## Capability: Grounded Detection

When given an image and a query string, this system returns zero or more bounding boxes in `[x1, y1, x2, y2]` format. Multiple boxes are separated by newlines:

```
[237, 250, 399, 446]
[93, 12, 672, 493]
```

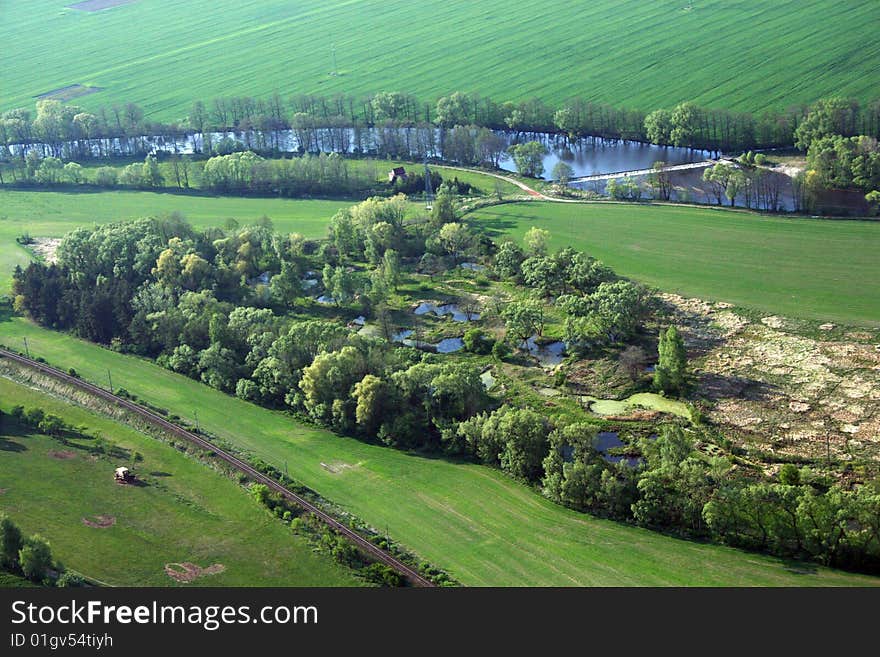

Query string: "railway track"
[0, 347, 435, 588]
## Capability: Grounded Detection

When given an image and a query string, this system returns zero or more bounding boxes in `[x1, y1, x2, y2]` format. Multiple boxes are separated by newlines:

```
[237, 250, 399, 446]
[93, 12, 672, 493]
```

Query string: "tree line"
[5, 93, 880, 162]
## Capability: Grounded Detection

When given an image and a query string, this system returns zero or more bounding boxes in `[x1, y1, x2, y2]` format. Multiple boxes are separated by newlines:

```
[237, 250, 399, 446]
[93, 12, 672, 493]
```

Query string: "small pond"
[414, 302, 480, 322]
[435, 337, 465, 353]
[459, 262, 487, 272]
[523, 336, 566, 366]
[315, 295, 335, 304]
[592, 431, 642, 469]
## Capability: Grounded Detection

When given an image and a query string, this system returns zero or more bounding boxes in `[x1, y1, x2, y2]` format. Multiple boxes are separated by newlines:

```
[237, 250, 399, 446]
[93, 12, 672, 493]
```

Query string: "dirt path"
[436, 165, 578, 202]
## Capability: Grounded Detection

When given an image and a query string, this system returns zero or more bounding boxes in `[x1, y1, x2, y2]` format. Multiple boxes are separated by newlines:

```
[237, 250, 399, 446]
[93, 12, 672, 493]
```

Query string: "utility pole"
[331, 43, 337, 76]
[194, 410, 199, 433]
[23, 337, 29, 359]
[107, 369, 113, 393]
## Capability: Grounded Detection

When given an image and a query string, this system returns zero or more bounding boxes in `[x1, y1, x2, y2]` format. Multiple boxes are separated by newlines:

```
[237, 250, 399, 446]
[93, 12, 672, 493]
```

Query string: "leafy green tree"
[19, 534, 53, 582]
[644, 109, 673, 145]
[0, 514, 23, 569]
[561, 281, 650, 345]
[654, 325, 687, 395]
[501, 299, 545, 346]
[508, 141, 549, 178]
[463, 328, 493, 354]
[523, 226, 550, 256]
[552, 161, 574, 186]
[521, 255, 565, 298]
[478, 407, 550, 482]
[795, 97, 860, 151]
[353, 374, 390, 436]
[493, 241, 525, 279]
[670, 102, 702, 148]
[382, 249, 401, 291]
[438, 222, 473, 263]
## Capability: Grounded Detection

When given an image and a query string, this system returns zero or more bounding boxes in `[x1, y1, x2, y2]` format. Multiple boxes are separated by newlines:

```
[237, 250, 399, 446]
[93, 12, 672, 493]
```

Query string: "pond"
[391, 329, 464, 353]
[523, 336, 566, 366]
[8, 127, 713, 182]
[592, 431, 642, 469]
[435, 337, 465, 353]
[413, 302, 480, 322]
[499, 134, 712, 180]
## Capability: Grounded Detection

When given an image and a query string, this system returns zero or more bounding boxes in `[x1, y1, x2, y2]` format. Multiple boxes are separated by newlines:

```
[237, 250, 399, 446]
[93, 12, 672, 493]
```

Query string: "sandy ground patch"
[164, 562, 226, 583]
[82, 514, 116, 529]
[29, 238, 61, 264]
[320, 461, 359, 474]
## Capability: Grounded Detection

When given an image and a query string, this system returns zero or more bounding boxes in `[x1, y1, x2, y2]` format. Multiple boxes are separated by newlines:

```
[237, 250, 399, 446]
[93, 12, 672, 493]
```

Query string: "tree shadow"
[0, 438, 26, 453]
[149, 471, 173, 477]
[779, 558, 818, 576]
[697, 372, 779, 403]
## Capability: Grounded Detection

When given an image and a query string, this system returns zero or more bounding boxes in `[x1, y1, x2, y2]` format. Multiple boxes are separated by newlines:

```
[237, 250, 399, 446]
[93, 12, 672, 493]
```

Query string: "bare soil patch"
[48, 450, 77, 460]
[68, 0, 136, 12]
[164, 562, 226, 583]
[82, 514, 116, 529]
[0, 488, 7, 495]
[35, 84, 102, 102]
[660, 293, 880, 466]
[29, 238, 61, 265]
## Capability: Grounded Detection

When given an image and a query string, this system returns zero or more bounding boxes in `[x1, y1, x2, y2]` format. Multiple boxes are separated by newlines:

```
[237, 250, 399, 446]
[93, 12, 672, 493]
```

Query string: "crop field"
[469, 202, 880, 326]
[0, 377, 359, 586]
[1, 317, 876, 586]
[3, 1, 879, 121]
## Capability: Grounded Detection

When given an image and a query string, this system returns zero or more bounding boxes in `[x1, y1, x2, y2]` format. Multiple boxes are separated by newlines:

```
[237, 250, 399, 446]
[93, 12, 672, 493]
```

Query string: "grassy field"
[469, 202, 880, 326]
[2, 1, 878, 120]
[0, 190, 348, 293]
[1, 316, 876, 586]
[0, 377, 360, 586]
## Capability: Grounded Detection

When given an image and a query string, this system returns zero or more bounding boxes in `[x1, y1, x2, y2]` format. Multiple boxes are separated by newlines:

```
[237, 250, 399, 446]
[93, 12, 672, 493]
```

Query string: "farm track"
[0, 347, 435, 588]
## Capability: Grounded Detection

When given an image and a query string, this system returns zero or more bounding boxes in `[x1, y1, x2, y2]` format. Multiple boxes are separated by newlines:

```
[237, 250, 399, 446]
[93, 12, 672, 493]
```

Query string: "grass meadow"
[2, 1, 878, 120]
[0, 316, 876, 586]
[0, 377, 360, 586]
[468, 202, 880, 326]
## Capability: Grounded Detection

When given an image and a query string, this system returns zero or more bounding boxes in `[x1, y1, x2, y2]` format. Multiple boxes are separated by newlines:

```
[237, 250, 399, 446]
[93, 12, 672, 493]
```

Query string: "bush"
[463, 328, 493, 354]
[362, 563, 404, 587]
[55, 571, 86, 587]
[492, 341, 509, 361]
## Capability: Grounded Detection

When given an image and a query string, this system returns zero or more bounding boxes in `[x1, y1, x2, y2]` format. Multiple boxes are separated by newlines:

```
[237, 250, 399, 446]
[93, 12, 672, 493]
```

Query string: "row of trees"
[7, 94, 880, 160]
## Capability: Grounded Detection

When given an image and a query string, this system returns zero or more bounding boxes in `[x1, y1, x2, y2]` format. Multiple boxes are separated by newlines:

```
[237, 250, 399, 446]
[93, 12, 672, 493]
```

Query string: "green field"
[0, 190, 348, 292]
[469, 202, 880, 326]
[0, 377, 359, 586]
[1, 316, 876, 586]
[2, 1, 878, 120]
